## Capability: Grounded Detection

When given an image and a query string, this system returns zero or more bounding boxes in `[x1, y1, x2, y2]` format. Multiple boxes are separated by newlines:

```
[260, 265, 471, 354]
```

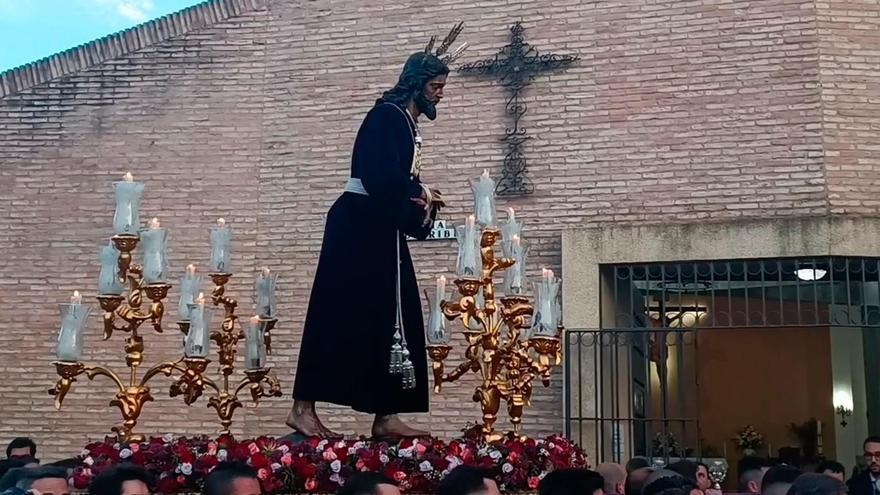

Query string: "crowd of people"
[0, 435, 876, 495]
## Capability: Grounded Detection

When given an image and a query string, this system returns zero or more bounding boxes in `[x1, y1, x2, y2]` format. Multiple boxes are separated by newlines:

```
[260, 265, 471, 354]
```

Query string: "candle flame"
[250, 315, 261, 325]
[466, 214, 475, 226]
[439, 275, 447, 283]
[217, 217, 226, 227]
[481, 169, 490, 178]
[261, 266, 271, 277]
[186, 264, 196, 276]
[148, 217, 160, 229]
[123, 172, 133, 182]
[196, 292, 205, 305]
[71, 290, 82, 304]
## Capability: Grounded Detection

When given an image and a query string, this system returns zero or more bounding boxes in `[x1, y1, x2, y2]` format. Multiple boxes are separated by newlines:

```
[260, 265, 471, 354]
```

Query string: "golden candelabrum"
[50, 226, 282, 442]
[427, 227, 562, 442]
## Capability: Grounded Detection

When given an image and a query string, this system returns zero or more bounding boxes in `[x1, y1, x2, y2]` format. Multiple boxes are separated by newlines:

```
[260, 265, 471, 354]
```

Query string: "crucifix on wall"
[459, 22, 578, 196]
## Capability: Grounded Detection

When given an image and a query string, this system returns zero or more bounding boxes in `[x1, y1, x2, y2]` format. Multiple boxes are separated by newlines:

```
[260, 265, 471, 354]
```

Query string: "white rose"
[400, 448, 413, 459]
[278, 445, 290, 454]
[119, 448, 132, 459]
[354, 441, 366, 449]
[331, 460, 342, 473]
[446, 455, 463, 468]
[335, 441, 346, 449]
[271, 463, 282, 471]
[348, 448, 357, 455]
[502, 463, 513, 473]
[379, 454, 390, 464]
[317, 440, 329, 451]
[330, 474, 344, 485]
[83, 457, 94, 466]
[489, 450, 502, 460]
[163, 433, 174, 443]
[180, 463, 193, 476]
[80, 449, 90, 457]
[217, 449, 228, 461]
[478, 447, 489, 457]
[548, 442, 556, 449]
[420, 461, 433, 472]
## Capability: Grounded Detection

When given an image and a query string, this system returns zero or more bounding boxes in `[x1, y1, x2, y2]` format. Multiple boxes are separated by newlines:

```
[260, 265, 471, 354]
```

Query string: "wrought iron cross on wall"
[459, 22, 578, 195]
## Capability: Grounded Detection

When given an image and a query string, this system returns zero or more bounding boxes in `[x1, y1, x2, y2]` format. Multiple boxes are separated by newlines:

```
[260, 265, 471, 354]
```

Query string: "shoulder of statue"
[368, 102, 409, 128]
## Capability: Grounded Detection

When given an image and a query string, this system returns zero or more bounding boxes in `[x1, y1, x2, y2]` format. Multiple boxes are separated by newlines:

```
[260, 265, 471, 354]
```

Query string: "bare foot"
[286, 400, 341, 438]
[371, 414, 430, 439]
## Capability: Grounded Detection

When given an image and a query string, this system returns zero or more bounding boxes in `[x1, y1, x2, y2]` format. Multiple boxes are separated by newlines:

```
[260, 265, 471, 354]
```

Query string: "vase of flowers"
[735, 425, 764, 455]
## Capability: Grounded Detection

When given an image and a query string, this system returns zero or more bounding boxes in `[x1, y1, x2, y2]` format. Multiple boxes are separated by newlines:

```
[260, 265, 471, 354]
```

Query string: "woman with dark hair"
[287, 25, 465, 439]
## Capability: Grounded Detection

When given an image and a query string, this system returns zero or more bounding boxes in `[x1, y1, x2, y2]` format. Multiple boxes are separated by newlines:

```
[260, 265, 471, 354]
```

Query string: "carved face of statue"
[415, 74, 448, 121]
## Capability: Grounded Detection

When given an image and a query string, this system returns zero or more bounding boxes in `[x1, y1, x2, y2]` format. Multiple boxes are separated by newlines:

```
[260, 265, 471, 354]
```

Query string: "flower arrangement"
[651, 432, 680, 457]
[71, 430, 588, 494]
[735, 425, 764, 452]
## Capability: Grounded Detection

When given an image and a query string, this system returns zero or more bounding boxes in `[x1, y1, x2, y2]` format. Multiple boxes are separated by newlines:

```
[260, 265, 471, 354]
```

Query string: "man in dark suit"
[848, 436, 880, 495]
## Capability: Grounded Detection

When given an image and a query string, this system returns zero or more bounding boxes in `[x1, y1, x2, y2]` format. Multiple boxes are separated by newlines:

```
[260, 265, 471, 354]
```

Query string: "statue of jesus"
[286, 26, 466, 439]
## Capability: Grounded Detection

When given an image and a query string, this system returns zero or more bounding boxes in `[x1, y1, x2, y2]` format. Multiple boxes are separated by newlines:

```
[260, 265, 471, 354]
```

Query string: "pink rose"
[393, 471, 407, 482]
[415, 443, 427, 455]
[257, 468, 269, 480]
[280, 453, 293, 467]
[322, 449, 337, 461]
[207, 442, 218, 456]
[248, 443, 260, 455]
[129, 443, 140, 453]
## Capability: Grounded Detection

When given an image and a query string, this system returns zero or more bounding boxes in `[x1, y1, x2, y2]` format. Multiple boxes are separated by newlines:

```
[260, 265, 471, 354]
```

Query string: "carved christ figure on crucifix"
[459, 22, 578, 196]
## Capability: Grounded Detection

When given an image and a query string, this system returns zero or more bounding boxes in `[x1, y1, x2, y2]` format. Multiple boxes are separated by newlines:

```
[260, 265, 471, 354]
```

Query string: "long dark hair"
[377, 52, 449, 107]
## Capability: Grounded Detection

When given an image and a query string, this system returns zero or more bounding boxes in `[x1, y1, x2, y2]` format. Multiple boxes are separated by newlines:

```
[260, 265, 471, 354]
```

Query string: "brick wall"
[816, 0, 880, 214]
[0, 0, 866, 460]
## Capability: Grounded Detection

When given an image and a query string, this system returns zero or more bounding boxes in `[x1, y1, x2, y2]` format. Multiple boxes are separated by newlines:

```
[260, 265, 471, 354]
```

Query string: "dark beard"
[415, 93, 437, 121]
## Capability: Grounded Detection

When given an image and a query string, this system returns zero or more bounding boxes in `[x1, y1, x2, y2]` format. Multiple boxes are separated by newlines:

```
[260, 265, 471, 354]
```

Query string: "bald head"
[625, 467, 654, 495]
[596, 463, 626, 495]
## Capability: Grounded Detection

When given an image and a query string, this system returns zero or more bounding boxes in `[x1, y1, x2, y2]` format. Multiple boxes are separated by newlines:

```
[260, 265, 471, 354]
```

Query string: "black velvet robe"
[292, 102, 435, 415]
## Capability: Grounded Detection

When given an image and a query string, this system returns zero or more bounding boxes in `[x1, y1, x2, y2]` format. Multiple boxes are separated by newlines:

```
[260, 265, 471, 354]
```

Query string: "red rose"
[448, 442, 462, 457]
[393, 472, 407, 482]
[528, 476, 540, 490]
[72, 472, 91, 490]
[304, 478, 318, 491]
[250, 453, 270, 469]
[156, 477, 178, 494]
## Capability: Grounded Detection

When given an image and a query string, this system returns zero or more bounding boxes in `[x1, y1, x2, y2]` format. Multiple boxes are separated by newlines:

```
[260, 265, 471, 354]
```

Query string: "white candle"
[507, 207, 515, 222]
[505, 235, 526, 294]
[471, 170, 497, 227]
[140, 217, 167, 284]
[56, 291, 90, 361]
[98, 243, 124, 295]
[456, 215, 480, 277]
[209, 218, 232, 273]
[178, 264, 202, 321]
[184, 293, 210, 358]
[245, 315, 266, 370]
[112, 173, 144, 235]
[436, 275, 447, 296]
[254, 268, 277, 318]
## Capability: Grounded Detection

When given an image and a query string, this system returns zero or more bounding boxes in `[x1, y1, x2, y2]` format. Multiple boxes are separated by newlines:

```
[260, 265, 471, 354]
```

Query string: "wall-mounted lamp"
[834, 389, 854, 427]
